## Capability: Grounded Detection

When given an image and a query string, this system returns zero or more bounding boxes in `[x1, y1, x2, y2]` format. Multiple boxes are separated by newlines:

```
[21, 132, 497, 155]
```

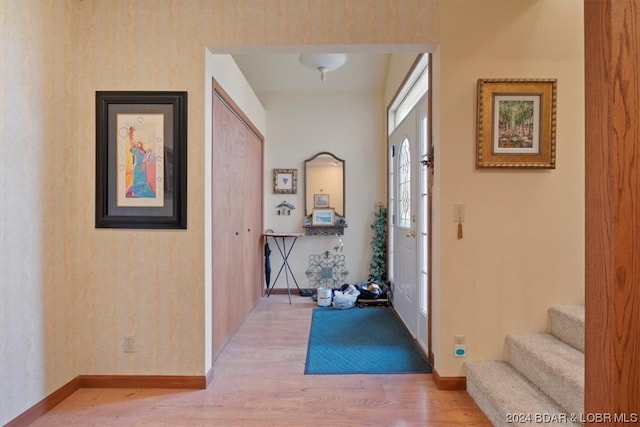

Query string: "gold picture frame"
[476, 79, 557, 169]
[273, 168, 297, 194]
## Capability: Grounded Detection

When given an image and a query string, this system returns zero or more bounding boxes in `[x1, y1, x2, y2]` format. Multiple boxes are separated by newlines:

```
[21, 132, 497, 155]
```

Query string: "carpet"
[304, 306, 432, 375]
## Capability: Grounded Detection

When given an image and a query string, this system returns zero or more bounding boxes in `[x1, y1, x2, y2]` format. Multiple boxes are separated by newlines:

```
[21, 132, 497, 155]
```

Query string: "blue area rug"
[304, 306, 432, 375]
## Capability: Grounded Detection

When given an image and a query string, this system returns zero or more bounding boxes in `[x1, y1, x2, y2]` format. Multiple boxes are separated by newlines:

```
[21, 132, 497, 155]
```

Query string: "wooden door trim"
[386, 53, 434, 378]
[212, 79, 264, 142]
[584, 0, 640, 416]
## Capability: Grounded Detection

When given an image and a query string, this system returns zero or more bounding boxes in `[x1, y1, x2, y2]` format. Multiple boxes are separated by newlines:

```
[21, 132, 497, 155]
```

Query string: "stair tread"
[548, 305, 584, 321]
[465, 360, 580, 426]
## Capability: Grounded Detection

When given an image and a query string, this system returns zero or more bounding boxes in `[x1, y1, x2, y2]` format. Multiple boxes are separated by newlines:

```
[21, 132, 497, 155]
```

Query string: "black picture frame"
[96, 91, 187, 229]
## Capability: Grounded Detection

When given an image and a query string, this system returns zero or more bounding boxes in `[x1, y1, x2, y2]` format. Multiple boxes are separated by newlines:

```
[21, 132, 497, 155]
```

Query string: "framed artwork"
[476, 79, 557, 169]
[273, 169, 297, 194]
[95, 91, 187, 229]
[312, 208, 335, 226]
[314, 193, 329, 208]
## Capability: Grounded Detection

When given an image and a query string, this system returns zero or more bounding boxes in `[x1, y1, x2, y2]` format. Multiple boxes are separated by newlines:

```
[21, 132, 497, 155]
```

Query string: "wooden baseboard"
[267, 288, 304, 296]
[78, 374, 207, 389]
[432, 368, 466, 390]
[4, 376, 81, 427]
[5, 374, 207, 427]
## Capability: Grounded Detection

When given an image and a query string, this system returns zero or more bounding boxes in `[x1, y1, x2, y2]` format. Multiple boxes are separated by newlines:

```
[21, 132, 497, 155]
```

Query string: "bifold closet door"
[211, 83, 263, 360]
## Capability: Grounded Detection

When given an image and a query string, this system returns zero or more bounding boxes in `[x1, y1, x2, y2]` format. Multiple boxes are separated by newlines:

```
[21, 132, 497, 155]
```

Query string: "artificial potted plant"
[369, 202, 387, 283]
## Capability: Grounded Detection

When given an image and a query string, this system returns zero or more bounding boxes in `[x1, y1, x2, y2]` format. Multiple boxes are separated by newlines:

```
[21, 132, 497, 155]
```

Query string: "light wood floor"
[30, 294, 491, 426]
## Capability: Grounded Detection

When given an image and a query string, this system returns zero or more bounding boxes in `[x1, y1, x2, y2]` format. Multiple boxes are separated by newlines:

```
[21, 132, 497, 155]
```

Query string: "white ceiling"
[231, 53, 392, 100]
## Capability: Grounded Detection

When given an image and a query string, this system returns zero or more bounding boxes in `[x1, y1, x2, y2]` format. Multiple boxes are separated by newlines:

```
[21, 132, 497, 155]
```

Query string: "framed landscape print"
[312, 208, 335, 226]
[314, 193, 329, 208]
[95, 91, 187, 228]
[476, 79, 557, 169]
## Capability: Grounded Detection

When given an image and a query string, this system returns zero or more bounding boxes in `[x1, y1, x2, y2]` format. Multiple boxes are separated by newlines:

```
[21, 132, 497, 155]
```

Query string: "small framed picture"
[314, 193, 329, 208]
[312, 208, 335, 226]
[273, 169, 297, 194]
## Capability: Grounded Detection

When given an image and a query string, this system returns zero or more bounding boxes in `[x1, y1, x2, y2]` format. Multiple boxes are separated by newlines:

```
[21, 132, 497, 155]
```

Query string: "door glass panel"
[419, 115, 428, 314]
[388, 144, 395, 282]
[398, 138, 411, 229]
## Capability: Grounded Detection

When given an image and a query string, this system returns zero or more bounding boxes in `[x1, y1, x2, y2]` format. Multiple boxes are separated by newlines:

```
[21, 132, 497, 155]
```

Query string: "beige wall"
[0, 0, 436, 423]
[432, 0, 585, 374]
[262, 91, 387, 284]
[0, 0, 584, 423]
[306, 166, 345, 217]
[1, 0, 80, 419]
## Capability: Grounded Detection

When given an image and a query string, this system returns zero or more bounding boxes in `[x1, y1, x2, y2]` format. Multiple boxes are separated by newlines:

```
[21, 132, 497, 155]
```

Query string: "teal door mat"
[304, 306, 432, 375]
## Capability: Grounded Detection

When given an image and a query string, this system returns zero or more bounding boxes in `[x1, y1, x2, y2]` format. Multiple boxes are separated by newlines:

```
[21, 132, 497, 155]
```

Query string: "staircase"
[464, 305, 585, 426]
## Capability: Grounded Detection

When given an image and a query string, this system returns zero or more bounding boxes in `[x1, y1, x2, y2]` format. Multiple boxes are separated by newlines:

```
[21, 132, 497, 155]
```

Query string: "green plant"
[369, 202, 387, 282]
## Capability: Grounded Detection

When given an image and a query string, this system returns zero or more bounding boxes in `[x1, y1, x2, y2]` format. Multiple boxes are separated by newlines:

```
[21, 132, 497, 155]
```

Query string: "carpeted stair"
[464, 305, 585, 426]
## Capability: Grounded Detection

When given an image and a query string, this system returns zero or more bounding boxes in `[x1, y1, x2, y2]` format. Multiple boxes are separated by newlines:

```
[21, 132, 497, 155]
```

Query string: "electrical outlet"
[123, 335, 136, 353]
[454, 335, 466, 345]
[454, 204, 465, 222]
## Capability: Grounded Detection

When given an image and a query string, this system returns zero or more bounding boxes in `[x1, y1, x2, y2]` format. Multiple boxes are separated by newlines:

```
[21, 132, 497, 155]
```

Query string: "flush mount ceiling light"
[298, 53, 348, 82]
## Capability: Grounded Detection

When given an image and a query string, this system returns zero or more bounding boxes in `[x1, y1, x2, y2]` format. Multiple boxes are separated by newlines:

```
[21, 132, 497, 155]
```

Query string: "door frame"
[386, 54, 433, 364]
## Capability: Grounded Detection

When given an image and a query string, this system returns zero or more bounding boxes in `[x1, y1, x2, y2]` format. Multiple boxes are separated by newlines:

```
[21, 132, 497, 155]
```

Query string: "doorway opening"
[205, 47, 432, 370]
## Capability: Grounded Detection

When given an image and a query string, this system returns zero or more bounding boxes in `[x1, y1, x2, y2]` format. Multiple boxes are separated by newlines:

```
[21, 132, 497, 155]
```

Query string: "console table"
[263, 232, 304, 303]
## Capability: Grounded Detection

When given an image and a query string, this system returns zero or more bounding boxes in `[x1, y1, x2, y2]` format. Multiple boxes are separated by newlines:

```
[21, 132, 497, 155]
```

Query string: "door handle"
[405, 230, 416, 238]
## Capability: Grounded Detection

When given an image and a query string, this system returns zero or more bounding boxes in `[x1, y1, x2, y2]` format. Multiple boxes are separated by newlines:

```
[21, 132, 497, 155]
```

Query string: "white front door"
[390, 109, 419, 337]
[389, 93, 430, 351]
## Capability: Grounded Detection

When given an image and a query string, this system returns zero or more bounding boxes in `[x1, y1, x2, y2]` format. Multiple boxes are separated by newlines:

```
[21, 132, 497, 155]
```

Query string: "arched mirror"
[304, 152, 345, 233]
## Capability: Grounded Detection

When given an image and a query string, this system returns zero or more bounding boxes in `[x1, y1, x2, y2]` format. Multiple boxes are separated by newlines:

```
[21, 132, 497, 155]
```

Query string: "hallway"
[29, 295, 490, 426]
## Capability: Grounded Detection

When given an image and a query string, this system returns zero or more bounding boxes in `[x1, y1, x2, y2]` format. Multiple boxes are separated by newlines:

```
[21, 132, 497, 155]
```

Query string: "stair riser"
[465, 361, 581, 427]
[466, 378, 508, 427]
[464, 306, 585, 426]
[549, 306, 585, 352]
[506, 336, 584, 416]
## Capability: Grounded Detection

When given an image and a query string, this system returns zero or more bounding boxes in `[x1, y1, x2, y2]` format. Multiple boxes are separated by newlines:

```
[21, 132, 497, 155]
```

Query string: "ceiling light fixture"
[298, 53, 348, 82]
